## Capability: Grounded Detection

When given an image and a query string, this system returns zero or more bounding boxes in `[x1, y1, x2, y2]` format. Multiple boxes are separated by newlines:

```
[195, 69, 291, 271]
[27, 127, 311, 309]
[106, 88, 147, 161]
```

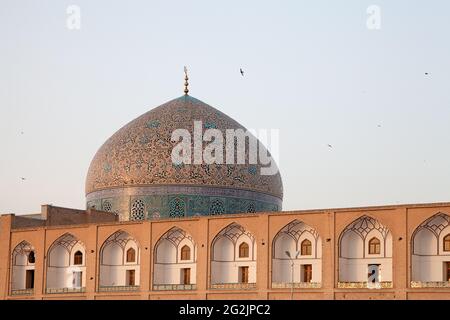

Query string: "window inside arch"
[74, 250, 83, 265]
[301, 239, 312, 256]
[369, 237, 381, 254]
[28, 251, 35, 264]
[126, 247, 136, 263]
[180, 245, 191, 261]
[444, 234, 450, 252]
[239, 242, 249, 258]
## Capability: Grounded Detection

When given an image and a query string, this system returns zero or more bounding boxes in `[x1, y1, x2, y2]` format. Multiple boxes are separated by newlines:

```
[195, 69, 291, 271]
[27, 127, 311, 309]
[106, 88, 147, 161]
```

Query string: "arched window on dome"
[130, 199, 145, 220]
[301, 239, 312, 256]
[169, 198, 186, 218]
[180, 245, 190, 261]
[210, 199, 225, 215]
[368, 237, 381, 254]
[102, 200, 112, 212]
[239, 242, 249, 258]
[444, 234, 450, 252]
[74, 251, 83, 265]
[126, 248, 136, 263]
[246, 203, 256, 213]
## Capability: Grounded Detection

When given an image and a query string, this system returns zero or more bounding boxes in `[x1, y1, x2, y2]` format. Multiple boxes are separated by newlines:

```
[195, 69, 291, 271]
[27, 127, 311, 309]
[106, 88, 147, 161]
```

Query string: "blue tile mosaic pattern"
[87, 194, 279, 220]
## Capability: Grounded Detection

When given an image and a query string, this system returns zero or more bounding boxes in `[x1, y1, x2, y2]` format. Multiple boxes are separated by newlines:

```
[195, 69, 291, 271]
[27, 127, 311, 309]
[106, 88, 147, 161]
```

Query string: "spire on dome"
[183, 66, 189, 95]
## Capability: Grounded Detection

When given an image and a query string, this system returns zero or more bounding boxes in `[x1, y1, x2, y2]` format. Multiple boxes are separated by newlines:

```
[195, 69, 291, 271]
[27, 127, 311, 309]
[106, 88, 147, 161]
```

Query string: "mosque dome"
[85, 94, 283, 220]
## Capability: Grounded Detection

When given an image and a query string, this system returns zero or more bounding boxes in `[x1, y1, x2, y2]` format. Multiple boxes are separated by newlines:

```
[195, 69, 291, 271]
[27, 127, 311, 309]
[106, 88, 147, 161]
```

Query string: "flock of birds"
[16, 69, 431, 181]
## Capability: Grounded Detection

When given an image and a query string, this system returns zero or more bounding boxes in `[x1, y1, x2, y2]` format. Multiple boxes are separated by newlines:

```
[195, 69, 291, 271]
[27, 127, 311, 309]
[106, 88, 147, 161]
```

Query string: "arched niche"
[338, 216, 392, 285]
[46, 234, 86, 292]
[11, 241, 36, 292]
[153, 227, 197, 288]
[271, 220, 322, 286]
[210, 223, 256, 286]
[412, 213, 450, 283]
[99, 230, 140, 289]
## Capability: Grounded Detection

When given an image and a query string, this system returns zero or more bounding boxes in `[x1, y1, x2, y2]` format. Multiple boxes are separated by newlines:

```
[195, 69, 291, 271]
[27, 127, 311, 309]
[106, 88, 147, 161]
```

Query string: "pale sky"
[1, 0, 450, 214]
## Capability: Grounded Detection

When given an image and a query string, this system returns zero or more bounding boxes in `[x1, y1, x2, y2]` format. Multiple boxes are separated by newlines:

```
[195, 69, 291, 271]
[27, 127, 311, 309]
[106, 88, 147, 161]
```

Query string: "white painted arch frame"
[46, 233, 86, 290]
[272, 220, 322, 284]
[338, 215, 393, 283]
[153, 227, 197, 285]
[412, 212, 450, 282]
[11, 241, 36, 291]
[99, 230, 140, 287]
[210, 223, 257, 285]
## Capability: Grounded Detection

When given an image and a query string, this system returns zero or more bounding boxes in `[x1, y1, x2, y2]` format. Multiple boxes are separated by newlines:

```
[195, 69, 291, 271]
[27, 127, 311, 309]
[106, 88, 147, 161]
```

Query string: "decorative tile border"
[87, 185, 281, 221]
[210, 283, 257, 290]
[271, 282, 322, 289]
[45, 287, 86, 294]
[411, 281, 450, 288]
[337, 281, 393, 289]
[152, 284, 197, 291]
[98, 285, 140, 292]
[10, 289, 34, 296]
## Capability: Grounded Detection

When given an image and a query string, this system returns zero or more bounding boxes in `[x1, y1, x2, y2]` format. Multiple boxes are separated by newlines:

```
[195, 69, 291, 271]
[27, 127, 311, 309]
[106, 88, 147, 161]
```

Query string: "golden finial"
[184, 66, 189, 95]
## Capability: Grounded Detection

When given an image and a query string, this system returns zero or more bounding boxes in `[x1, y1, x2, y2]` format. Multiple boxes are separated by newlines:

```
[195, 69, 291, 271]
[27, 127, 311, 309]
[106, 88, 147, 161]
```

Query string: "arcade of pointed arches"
[9, 212, 450, 293]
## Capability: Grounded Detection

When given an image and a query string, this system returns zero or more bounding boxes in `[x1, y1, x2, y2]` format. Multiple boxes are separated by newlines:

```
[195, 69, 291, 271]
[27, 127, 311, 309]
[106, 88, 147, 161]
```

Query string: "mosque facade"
[1, 86, 450, 300]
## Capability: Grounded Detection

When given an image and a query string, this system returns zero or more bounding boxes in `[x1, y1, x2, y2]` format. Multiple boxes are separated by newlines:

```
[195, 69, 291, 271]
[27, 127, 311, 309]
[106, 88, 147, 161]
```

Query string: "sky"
[1, 0, 450, 214]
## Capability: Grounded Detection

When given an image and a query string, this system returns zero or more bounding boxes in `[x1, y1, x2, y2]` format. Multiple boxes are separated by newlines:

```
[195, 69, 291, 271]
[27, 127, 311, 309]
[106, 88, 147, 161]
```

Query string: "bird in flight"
[377, 124, 382, 128]
[425, 72, 429, 75]
[20, 177, 26, 181]
[327, 144, 333, 148]
[240, 68, 244, 76]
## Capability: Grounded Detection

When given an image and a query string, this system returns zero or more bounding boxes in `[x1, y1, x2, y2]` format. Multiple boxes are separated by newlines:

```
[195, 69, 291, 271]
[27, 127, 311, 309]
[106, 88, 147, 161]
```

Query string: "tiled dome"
[85, 95, 283, 220]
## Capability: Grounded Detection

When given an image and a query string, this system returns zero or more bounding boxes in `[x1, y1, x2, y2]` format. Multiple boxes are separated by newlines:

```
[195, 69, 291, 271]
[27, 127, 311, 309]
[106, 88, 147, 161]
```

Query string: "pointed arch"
[272, 219, 321, 259]
[12, 241, 35, 266]
[339, 215, 391, 258]
[271, 220, 322, 286]
[211, 223, 257, 286]
[11, 241, 36, 292]
[47, 233, 85, 267]
[338, 215, 392, 285]
[99, 230, 140, 289]
[153, 227, 197, 288]
[154, 227, 196, 264]
[46, 234, 86, 292]
[411, 212, 450, 284]
[411, 212, 450, 255]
